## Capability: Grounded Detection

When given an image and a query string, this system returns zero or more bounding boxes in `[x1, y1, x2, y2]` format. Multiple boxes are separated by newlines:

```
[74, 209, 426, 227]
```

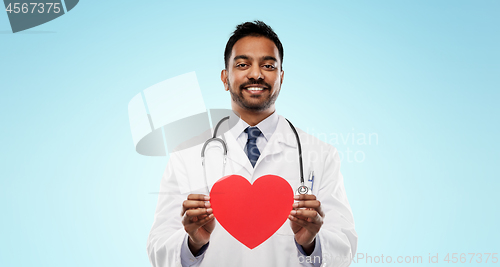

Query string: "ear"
[280, 70, 284, 85]
[221, 69, 229, 91]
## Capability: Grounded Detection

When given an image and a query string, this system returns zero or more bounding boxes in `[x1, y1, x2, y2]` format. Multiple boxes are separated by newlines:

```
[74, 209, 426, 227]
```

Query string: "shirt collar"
[229, 111, 279, 141]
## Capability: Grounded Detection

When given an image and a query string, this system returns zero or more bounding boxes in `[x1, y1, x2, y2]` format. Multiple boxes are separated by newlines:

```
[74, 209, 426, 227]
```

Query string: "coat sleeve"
[316, 146, 358, 267]
[147, 152, 189, 267]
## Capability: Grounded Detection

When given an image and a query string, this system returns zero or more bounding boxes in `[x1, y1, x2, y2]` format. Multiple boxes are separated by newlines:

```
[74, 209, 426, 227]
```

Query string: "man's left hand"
[289, 194, 324, 255]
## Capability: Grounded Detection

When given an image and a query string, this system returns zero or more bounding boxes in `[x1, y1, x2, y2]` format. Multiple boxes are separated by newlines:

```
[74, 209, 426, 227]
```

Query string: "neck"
[232, 104, 275, 126]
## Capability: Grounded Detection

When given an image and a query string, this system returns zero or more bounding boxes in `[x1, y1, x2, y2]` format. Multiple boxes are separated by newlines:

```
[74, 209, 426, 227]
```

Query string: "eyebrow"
[233, 55, 250, 61]
[262, 56, 277, 62]
[233, 55, 278, 62]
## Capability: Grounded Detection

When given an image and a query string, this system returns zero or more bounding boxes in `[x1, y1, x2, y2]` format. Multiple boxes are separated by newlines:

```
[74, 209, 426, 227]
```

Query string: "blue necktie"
[245, 127, 261, 167]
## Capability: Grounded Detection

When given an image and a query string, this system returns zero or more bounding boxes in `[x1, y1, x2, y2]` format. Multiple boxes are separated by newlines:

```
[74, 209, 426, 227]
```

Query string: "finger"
[181, 200, 211, 216]
[185, 208, 213, 219]
[316, 205, 325, 217]
[288, 214, 311, 226]
[195, 213, 215, 226]
[294, 194, 317, 201]
[291, 213, 308, 221]
[184, 201, 210, 209]
[184, 214, 215, 233]
[183, 209, 213, 226]
[290, 209, 319, 221]
[296, 216, 310, 222]
[294, 204, 325, 218]
[182, 208, 212, 224]
[293, 200, 321, 209]
[187, 194, 210, 201]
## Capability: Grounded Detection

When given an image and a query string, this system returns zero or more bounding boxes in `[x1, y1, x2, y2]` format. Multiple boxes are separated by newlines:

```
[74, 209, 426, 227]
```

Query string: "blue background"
[1, 0, 498, 266]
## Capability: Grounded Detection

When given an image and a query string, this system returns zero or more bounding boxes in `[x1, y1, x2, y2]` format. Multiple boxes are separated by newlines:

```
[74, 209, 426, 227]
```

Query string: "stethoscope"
[201, 116, 310, 195]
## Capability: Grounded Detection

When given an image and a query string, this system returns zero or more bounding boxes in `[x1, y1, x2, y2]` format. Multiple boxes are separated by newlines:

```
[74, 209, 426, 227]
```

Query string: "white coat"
[147, 115, 357, 267]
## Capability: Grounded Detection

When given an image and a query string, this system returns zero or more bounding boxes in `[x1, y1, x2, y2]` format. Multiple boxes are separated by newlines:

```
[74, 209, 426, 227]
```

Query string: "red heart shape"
[210, 174, 294, 249]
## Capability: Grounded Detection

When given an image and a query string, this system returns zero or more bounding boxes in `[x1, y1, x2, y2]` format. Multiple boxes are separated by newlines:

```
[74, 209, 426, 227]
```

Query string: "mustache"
[239, 79, 272, 90]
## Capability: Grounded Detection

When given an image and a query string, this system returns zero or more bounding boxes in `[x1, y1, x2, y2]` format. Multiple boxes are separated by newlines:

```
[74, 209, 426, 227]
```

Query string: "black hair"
[224, 21, 284, 69]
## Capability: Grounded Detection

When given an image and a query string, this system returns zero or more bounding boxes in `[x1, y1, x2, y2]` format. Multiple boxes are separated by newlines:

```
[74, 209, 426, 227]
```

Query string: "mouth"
[242, 85, 269, 95]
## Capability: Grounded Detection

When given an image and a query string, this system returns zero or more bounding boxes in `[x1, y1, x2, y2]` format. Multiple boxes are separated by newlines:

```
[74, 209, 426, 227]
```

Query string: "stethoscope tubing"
[201, 116, 309, 194]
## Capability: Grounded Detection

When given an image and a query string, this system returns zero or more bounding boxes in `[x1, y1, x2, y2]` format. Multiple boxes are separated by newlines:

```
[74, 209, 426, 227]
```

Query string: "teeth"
[246, 87, 264, 91]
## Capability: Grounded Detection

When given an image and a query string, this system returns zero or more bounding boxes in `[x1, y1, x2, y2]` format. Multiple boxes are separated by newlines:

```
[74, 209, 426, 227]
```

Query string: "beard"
[228, 79, 279, 112]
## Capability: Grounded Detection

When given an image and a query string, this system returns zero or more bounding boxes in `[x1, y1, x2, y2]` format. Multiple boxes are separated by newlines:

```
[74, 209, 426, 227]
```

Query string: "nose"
[247, 65, 264, 80]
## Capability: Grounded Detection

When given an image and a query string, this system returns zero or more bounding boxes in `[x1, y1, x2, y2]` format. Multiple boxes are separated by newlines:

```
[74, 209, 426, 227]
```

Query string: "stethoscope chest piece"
[297, 185, 309, 195]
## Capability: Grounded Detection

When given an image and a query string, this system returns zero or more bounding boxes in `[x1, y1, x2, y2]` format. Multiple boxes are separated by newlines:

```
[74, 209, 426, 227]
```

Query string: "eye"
[263, 64, 276, 70]
[236, 63, 249, 68]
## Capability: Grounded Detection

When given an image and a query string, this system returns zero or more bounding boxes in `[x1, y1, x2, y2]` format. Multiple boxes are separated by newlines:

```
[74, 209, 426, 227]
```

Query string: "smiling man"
[147, 21, 357, 267]
[222, 34, 283, 125]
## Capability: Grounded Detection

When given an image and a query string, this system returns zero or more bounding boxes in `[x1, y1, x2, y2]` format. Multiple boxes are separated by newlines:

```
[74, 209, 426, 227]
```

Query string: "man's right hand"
[181, 194, 215, 255]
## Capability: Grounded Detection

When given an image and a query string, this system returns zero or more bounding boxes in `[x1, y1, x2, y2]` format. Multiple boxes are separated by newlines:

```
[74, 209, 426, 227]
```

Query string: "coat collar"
[271, 115, 299, 149]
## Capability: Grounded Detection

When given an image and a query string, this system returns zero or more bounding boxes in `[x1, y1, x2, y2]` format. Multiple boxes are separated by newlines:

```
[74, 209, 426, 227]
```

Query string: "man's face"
[221, 36, 284, 112]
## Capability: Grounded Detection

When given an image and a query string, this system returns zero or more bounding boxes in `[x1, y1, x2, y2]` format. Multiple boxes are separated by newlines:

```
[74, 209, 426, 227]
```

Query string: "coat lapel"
[224, 129, 254, 175]
[255, 115, 298, 168]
